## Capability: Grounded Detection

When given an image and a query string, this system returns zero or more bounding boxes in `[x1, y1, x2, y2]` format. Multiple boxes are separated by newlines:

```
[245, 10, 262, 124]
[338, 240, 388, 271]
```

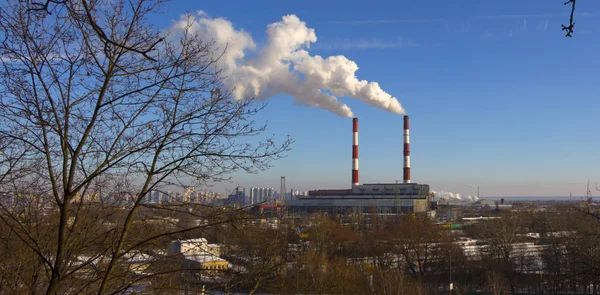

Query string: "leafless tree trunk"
[0, 0, 291, 293]
[474, 213, 524, 294]
[486, 271, 507, 295]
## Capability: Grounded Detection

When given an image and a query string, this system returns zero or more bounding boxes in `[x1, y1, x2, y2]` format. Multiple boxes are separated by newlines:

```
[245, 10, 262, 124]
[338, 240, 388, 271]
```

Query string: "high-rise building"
[248, 187, 275, 204]
[154, 191, 162, 204]
[238, 187, 245, 203]
[226, 186, 245, 205]
[249, 187, 257, 204]
[184, 186, 194, 203]
[258, 188, 264, 203]
[142, 190, 163, 204]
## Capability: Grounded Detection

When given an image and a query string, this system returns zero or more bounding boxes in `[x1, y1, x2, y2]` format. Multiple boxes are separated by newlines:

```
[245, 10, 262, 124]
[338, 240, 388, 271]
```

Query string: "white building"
[151, 191, 161, 204]
[169, 238, 222, 257]
[183, 186, 194, 203]
[249, 187, 258, 204]
[169, 238, 228, 275]
[249, 187, 275, 204]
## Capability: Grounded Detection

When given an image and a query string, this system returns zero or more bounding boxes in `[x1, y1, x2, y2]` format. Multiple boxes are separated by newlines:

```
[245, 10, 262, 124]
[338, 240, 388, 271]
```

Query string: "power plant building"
[287, 116, 430, 214]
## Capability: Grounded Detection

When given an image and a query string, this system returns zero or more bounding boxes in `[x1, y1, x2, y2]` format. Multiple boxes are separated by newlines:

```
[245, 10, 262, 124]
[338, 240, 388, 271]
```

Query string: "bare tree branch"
[27, 0, 163, 61]
[562, 0, 577, 37]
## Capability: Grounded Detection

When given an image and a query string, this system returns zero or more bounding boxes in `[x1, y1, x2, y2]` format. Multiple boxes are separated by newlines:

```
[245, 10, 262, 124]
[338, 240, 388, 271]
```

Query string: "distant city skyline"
[213, 180, 600, 199]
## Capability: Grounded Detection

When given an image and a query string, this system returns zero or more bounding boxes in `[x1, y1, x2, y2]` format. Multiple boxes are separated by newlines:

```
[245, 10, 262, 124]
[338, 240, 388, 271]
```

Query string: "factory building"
[287, 116, 431, 214]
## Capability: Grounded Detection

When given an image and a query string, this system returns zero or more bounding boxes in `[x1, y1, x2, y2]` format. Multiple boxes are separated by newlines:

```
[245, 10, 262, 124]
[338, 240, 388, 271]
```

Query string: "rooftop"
[186, 254, 226, 263]
[178, 238, 208, 244]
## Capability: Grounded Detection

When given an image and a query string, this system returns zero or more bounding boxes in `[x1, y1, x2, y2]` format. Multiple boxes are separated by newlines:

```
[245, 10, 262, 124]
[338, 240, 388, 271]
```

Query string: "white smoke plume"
[170, 12, 406, 117]
[432, 190, 480, 203]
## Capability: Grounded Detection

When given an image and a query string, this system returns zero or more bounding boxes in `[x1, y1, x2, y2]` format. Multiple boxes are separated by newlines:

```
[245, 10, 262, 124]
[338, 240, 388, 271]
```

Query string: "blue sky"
[159, 1, 600, 197]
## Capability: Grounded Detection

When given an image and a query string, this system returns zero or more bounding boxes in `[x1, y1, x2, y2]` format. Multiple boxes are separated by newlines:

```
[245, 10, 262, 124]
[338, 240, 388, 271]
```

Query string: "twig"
[27, 0, 67, 15]
[28, 0, 162, 61]
[562, 0, 576, 37]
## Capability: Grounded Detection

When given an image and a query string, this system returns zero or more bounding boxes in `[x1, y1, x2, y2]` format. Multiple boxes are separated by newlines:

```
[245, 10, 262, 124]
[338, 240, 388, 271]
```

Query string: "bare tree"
[485, 271, 508, 295]
[472, 213, 525, 294]
[0, 0, 291, 293]
[391, 217, 447, 281]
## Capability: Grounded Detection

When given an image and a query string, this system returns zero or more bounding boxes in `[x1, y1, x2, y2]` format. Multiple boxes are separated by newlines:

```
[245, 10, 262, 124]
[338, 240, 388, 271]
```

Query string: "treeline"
[214, 205, 600, 294]
[2, 202, 600, 294]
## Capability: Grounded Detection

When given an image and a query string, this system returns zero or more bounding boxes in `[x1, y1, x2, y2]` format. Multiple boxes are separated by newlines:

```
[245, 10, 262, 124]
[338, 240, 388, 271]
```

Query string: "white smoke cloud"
[170, 12, 406, 118]
[432, 190, 480, 203]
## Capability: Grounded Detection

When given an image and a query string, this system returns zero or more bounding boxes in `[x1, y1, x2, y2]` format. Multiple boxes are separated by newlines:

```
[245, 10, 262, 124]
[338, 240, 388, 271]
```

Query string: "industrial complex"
[287, 116, 432, 214]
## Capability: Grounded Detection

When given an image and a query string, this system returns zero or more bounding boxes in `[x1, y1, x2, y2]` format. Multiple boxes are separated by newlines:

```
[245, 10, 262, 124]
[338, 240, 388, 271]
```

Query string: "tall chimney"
[352, 118, 359, 187]
[403, 115, 411, 183]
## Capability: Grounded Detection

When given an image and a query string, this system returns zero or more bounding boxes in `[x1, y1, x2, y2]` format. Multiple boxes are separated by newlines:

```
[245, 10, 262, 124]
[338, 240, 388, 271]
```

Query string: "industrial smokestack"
[403, 115, 411, 184]
[352, 118, 359, 187]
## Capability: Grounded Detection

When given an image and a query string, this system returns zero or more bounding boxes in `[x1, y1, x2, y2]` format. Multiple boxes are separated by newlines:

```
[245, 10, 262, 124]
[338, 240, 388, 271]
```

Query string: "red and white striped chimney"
[352, 118, 359, 187]
[403, 115, 411, 183]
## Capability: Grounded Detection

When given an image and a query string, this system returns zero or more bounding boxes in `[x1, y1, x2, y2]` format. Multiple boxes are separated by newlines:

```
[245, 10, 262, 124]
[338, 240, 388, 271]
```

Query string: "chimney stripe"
[352, 118, 359, 187]
[403, 115, 411, 184]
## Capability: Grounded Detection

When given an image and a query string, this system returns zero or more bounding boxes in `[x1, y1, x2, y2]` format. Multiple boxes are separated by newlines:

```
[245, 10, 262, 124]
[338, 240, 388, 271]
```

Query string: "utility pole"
[280, 176, 286, 218]
[585, 179, 593, 206]
[583, 179, 593, 212]
[570, 191, 573, 203]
